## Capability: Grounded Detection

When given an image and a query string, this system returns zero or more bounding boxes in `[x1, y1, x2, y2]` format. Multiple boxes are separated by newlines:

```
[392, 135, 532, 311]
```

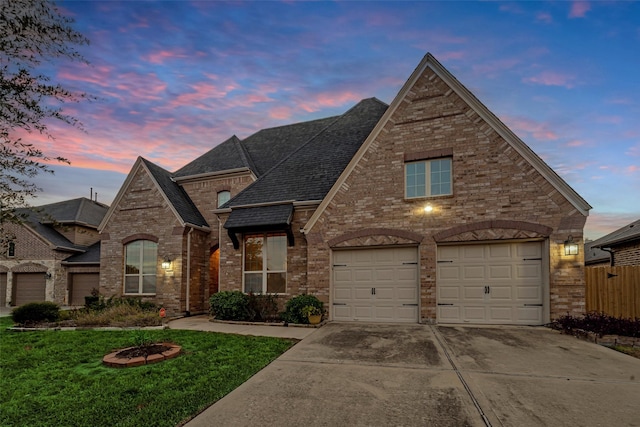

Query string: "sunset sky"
[26, 1, 639, 240]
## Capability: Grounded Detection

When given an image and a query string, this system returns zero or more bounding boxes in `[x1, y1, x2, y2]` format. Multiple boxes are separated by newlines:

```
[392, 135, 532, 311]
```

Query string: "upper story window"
[7, 242, 15, 257]
[124, 240, 157, 295]
[217, 190, 231, 208]
[243, 233, 286, 294]
[405, 157, 452, 198]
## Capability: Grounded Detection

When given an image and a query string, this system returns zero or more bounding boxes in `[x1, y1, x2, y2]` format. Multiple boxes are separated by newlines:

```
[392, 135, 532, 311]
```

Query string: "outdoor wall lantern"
[161, 257, 172, 270]
[423, 204, 434, 214]
[564, 235, 579, 256]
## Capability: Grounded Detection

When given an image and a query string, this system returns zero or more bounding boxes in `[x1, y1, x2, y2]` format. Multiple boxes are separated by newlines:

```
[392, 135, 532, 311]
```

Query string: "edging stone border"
[102, 343, 182, 368]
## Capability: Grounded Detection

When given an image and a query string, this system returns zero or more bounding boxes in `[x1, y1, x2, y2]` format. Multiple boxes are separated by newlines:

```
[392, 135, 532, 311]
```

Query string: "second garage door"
[332, 247, 419, 323]
[70, 273, 100, 306]
[437, 241, 545, 325]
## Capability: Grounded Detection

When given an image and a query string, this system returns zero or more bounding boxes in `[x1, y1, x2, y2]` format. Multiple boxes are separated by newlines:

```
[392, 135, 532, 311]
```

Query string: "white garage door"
[437, 241, 544, 325]
[333, 247, 419, 323]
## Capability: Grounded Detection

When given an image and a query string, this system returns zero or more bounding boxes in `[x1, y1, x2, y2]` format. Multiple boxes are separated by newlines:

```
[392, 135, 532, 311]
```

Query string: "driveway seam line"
[432, 325, 493, 427]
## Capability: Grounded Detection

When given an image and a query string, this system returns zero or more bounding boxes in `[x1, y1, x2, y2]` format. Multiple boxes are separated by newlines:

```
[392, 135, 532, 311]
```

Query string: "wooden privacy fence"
[585, 266, 640, 319]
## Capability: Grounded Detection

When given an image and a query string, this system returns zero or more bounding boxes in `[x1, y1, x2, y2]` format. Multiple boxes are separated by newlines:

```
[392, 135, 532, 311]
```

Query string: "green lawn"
[0, 317, 295, 427]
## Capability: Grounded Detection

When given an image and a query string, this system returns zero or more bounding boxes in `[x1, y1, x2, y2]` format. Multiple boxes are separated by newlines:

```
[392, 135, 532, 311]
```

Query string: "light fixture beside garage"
[564, 235, 579, 256]
[161, 256, 172, 270]
[423, 204, 433, 214]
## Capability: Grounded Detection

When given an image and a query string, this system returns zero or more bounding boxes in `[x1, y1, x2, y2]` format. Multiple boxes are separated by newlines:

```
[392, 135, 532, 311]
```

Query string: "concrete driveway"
[184, 323, 640, 427]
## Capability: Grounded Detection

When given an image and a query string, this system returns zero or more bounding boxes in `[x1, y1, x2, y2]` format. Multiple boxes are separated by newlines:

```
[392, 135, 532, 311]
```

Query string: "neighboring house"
[98, 53, 591, 325]
[1, 198, 108, 307]
[588, 219, 640, 266]
[584, 240, 610, 267]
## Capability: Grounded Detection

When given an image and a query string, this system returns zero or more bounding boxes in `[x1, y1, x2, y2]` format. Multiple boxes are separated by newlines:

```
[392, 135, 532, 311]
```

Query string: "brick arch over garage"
[328, 228, 424, 248]
[433, 220, 553, 243]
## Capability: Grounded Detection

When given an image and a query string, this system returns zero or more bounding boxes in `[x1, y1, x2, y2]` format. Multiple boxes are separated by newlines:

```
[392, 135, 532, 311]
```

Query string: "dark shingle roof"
[241, 116, 339, 176]
[63, 241, 101, 264]
[173, 135, 254, 178]
[16, 198, 108, 252]
[591, 218, 640, 248]
[224, 204, 293, 230]
[141, 158, 209, 228]
[227, 98, 388, 208]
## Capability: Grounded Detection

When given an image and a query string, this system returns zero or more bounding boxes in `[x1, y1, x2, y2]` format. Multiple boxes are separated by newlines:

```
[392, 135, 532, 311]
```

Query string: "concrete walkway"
[168, 315, 318, 340]
[179, 322, 640, 427]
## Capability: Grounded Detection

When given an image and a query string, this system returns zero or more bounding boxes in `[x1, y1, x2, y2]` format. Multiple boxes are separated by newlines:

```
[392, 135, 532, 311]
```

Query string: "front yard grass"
[0, 317, 295, 427]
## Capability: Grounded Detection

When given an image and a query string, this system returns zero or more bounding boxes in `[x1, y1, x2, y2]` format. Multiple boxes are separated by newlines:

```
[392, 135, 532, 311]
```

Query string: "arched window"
[217, 190, 231, 208]
[124, 240, 157, 294]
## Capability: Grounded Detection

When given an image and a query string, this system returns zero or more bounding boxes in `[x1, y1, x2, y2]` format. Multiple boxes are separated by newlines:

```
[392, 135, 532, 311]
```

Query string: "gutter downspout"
[186, 227, 194, 316]
[600, 247, 614, 267]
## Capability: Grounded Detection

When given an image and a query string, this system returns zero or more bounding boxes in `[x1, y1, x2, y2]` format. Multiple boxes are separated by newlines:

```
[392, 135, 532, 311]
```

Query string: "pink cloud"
[436, 51, 466, 61]
[502, 116, 559, 141]
[268, 106, 293, 120]
[626, 146, 640, 157]
[523, 71, 577, 88]
[472, 58, 521, 76]
[297, 91, 362, 113]
[626, 165, 639, 174]
[569, 1, 591, 18]
[585, 212, 639, 240]
[145, 50, 188, 65]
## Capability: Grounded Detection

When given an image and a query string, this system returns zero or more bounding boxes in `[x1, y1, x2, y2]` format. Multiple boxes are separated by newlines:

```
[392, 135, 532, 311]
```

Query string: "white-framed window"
[124, 240, 157, 294]
[405, 157, 452, 198]
[217, 190, 231, 208]
[243, 233, 286, 293]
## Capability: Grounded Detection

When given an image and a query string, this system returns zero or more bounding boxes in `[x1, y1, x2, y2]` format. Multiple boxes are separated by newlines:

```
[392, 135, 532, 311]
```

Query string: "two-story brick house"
[98, 53, 591, 324]
[1, 197, 108, 307]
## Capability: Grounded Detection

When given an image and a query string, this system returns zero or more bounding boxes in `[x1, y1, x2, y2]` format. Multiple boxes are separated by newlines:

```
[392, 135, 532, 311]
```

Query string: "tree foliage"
[0, 0, 91, 249]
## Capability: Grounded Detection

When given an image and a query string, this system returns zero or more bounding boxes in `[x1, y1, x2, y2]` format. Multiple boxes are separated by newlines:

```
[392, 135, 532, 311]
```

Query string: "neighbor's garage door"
[333, 247, 419, 323]
[70, 273, 99, 306]
[13, 273, 46, 305]
[437, 241, 544, 325]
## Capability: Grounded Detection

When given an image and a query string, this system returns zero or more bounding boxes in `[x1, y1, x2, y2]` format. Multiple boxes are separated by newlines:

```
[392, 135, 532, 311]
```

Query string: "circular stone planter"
[103, 343, 181, 368]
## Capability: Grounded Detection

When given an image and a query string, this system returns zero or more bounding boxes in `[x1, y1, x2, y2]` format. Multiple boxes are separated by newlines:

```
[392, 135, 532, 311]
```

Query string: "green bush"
[209, 291, 249, 320]
[282, 294, 323, 324]
[11, 302, 60, 325]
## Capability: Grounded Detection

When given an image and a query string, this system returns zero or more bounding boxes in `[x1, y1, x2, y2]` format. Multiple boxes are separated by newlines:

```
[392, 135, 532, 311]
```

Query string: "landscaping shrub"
[246, 293, 281, 322]
[72, 304, 162, 327]
[11, 302, 60, 325]
[209, 291, 249, 320]
[550, 312, 640, 338]
[282, 294, 323, 324]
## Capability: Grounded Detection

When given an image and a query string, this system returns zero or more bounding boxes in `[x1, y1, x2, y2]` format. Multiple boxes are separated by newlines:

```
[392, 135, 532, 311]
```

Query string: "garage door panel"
[463, 286, 485, 300]
[439, 286, 460, 300]
[396, 286, 418, 301]
[375, 268, 394, 281]
[334, 288, 352, 300]
[438, 266, 459, 280]
[488, 265, 512, 280]
[517, 307, 543, 322]
[463, 306, 486, 321]
[438, 306, 461, 322]
[14, 273, 46, 305]
[517, 264, 541, 279]
[333, 247, 419, 323]
[490, 285, 513, 300]
[463, 266, 485, 280]
[488, 244, 511, 259]
[517, 285, 542, 301]
[462, 246, 485, 260]
[437, 241, 544, 325]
